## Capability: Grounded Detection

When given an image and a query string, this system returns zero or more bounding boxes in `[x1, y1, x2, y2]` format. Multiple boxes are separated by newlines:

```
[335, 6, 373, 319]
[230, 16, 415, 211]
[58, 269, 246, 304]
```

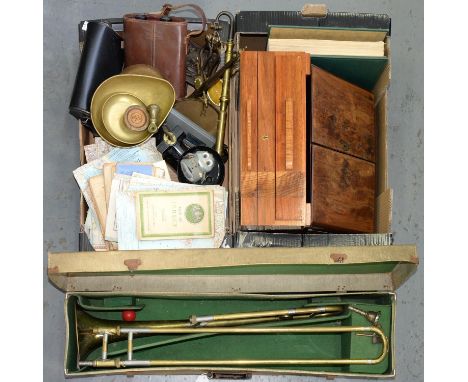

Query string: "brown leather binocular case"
[123, 3, 206, 99]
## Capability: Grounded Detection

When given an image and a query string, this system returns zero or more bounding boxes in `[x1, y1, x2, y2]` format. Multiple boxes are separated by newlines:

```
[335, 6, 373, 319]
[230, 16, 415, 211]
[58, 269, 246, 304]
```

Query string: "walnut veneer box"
[239, 52, 376, 233]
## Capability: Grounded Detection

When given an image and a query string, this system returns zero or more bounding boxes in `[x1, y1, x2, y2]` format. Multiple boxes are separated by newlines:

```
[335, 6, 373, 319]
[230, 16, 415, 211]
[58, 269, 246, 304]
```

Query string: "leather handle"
[161, 3, 206, 38]
[285, 98, 294, 170]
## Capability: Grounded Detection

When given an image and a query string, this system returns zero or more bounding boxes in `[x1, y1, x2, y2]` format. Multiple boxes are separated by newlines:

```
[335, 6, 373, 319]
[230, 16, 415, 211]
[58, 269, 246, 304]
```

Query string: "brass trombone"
[213, 11, 234, 156]
[76, 304, 388, 369]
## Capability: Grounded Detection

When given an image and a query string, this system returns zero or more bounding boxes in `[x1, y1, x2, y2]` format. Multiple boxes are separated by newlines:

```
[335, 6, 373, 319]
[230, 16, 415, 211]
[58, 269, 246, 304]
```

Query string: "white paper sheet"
[116, 176, 227, 250]
[104, 161, 170, 242]
[104, 174, 132, 242]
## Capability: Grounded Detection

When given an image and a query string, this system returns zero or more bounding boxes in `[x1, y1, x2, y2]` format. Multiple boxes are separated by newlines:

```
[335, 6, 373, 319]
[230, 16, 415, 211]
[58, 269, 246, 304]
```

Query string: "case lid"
[235, 11, 391, 35]
[48, 245, 418, 294]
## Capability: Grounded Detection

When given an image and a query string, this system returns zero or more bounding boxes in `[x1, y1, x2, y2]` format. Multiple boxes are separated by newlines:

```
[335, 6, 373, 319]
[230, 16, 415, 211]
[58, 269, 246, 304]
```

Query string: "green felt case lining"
[82, 262, 399, 276]
[65, 293, 393, 376]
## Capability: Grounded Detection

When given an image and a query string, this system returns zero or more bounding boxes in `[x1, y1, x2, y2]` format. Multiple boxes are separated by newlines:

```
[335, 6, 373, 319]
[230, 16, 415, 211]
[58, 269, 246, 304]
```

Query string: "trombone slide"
[79, 325, 388, 368]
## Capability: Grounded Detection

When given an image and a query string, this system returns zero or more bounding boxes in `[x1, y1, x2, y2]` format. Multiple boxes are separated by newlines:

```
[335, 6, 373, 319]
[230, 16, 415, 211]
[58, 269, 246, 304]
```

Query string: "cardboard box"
[78, 14, 393, 247]
[50, 7, 421, 380]
[229, 29, 393, 236]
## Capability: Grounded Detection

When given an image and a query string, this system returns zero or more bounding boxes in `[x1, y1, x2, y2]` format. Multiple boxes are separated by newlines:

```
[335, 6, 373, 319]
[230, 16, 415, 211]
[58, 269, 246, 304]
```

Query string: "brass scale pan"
[77, 304, 388, 368]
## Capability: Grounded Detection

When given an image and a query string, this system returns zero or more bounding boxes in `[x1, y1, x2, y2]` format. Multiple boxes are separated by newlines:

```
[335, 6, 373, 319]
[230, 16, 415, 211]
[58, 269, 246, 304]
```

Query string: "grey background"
[43, 0, 423, 381]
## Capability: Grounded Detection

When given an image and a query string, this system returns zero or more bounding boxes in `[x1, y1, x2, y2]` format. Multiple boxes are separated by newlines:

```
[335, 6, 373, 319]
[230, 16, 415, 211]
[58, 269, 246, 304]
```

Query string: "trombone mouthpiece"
[366, 311, 381, 325]
[348, 306, 381, 326]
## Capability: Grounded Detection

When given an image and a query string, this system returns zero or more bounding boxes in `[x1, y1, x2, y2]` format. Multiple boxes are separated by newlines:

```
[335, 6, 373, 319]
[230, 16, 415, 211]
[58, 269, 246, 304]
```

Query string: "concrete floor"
[43, 1, 423, 381]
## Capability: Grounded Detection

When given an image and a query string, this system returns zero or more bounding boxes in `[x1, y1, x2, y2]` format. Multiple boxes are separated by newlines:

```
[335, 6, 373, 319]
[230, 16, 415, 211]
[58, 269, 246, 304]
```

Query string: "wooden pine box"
[238, 53, 376, 232]
[229, 26, 392, 238]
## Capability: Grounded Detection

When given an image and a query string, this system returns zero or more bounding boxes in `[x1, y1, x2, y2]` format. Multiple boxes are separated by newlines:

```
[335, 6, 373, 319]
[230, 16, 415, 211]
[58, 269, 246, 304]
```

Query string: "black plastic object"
[177, 146, 225, 186]
[157, 109, 216, 166]
[78, 18, 124, 43]
[69, 21, 124, 123]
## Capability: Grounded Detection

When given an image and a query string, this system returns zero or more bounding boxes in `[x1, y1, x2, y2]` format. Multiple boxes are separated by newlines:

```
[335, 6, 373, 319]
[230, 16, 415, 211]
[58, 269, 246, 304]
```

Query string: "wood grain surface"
[311, 65, 375, 162]
[311, 144, 375, 232]
[240, 52, 309, 227]
[240, 51, 258, 226]
[274, 53, 309, 225]
[257, 52, 276, 225]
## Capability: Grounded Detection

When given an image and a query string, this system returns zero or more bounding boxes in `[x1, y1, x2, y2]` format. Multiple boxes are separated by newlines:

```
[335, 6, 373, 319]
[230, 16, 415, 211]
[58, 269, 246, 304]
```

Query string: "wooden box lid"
[311, 65, 375, 162]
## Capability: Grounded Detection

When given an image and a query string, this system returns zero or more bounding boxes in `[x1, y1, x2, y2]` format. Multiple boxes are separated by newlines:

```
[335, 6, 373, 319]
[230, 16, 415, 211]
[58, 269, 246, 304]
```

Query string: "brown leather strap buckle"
[161, 3, 173, 16]
[160, 3, 206, 37]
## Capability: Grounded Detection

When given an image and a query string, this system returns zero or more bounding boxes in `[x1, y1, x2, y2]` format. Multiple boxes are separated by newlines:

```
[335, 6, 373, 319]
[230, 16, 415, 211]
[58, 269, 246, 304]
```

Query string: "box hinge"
[208, 372, 252, 380]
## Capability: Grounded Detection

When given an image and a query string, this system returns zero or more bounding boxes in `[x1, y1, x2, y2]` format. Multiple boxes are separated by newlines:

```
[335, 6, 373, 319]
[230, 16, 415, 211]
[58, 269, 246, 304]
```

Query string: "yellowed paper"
[83, 210, 109, 251]
[105, 174, 132, 242]
[267, 39, 384, 57]
[74, 144, 163, 250]
[103, 163, 116, 209]
[269, 26, 386, 42]
[104, 161, 170, 208]
[135, 190, 215, 240]
[117, 176, 227, 249]
[89, 174, 107, 235]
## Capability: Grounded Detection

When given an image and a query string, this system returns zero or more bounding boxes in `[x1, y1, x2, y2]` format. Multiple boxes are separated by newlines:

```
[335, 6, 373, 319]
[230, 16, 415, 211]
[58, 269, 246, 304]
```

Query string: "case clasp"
[208, 372, 252, 380]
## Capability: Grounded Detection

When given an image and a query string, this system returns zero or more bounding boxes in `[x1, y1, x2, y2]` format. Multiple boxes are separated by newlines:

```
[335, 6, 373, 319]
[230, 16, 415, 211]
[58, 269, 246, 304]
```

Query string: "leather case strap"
[160, 3, 206, 38]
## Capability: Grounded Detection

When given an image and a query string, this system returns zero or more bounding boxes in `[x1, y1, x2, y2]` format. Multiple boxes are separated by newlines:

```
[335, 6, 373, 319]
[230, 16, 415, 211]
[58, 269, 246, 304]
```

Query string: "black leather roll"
[69, 21, 123, 123]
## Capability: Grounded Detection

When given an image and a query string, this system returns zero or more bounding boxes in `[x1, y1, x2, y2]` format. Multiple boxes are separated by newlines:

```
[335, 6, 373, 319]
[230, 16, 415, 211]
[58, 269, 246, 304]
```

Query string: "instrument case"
[48, 245, 418, 379]
[51, 3, 419, 380]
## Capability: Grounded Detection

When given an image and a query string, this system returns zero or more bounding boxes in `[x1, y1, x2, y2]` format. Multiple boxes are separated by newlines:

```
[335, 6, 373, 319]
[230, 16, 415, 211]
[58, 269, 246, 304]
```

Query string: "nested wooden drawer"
[239, 55, 376, 232]
[310, 65, 376, 232]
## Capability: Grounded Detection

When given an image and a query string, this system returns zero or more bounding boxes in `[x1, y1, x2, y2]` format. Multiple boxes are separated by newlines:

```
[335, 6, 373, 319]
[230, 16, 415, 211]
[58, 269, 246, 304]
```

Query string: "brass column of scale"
[76, 304, 389, 368]
[174, 11, 236, 185]
[213, 11, 235, 156]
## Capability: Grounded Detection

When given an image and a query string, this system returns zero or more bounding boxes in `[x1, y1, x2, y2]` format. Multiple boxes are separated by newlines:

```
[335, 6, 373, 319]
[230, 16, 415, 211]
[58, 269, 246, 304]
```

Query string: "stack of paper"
[74, 140, 166, 250]
[74, 141, 227, 251]
[268, 39, 384, 57]
[267, 26, 387, 57]
[115, 174, 227, 250]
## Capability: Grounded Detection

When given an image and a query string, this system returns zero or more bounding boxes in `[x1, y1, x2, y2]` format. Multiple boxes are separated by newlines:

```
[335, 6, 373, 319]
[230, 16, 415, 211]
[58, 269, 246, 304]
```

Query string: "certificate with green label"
[136, 190, 214, 240]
